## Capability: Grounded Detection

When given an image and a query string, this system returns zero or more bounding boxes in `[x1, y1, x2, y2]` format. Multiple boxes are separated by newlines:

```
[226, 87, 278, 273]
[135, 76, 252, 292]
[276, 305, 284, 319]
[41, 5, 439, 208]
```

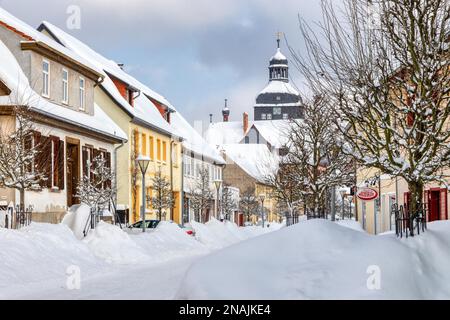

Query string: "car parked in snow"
[127, 220, 160, 233]
[178, 223, 196, 237]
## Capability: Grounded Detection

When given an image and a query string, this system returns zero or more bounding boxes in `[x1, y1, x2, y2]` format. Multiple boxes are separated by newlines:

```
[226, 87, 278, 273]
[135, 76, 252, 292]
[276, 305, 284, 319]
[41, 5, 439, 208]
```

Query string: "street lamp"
[136, 155, 150, 233]
[339, 189, 346, 220]
[347, 195, 354, 219]
[259, 194, 266, 228]
[214, 179, 222, 220]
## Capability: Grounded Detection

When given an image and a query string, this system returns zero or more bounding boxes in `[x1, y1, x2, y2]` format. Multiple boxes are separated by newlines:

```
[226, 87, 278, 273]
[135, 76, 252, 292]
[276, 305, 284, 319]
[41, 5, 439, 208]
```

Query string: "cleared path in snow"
[7, 254, 204, 300]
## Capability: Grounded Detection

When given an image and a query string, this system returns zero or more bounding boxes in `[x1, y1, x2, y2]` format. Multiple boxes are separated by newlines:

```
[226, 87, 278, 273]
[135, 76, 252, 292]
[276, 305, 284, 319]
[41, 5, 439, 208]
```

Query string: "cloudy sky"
[1, 0, 323, 125]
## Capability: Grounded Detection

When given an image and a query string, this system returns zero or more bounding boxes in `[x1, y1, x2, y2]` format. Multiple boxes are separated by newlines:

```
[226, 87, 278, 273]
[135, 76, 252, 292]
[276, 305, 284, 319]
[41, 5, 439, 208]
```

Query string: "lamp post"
[136, 155, 150, 233]
[347, 195, 354, 219]
[339, 189, 346, 220]
[214, 179, 222, 220]
[259, 194, 266, 228]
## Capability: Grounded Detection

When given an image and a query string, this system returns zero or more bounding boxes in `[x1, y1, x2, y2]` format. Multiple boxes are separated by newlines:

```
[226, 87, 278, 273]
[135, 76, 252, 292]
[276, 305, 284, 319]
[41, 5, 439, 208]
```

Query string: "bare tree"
[265, 161, 303, 218]
[220, 185, 238, 221]
[239, 188, 259, 222]
[76, 155, 115, 211]
[189, 167, 213, 222]
[150, 169, 174, 221]
[278, 96, 354, 216]
[0, 105, 47, 210]
[291, 0, 450, 214]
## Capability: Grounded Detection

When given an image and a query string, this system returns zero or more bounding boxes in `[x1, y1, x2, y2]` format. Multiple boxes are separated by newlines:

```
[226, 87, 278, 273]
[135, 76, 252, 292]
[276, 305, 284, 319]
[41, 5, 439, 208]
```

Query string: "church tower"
[222, 98, 230, 122]
[254, 33, 303, 121]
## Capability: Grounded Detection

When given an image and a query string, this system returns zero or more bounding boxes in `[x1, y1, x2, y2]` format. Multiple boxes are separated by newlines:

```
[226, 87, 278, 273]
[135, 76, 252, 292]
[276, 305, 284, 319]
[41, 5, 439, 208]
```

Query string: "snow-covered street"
[0, 217, 281, 300]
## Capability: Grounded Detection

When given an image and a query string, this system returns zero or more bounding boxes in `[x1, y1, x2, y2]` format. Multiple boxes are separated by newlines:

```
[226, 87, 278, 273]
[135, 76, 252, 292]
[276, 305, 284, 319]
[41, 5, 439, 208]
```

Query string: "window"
[142, 133, 147, 156]
[146, 187, 152, 209]
[283, 113, 289, 120]
[62, 69, 68, 104]
[273, 107, 281, 115]
[42, 60, 50, 97]
[172, 143, 178, 165]
[156, 139, 161, 161]
[244, 136, 250, 144]
[276, 96, 281, 101]
[267, 113, 272, 120]
[261, 114, 267, 120]
[149, 136, 154, 160]
[162, 141, 167, 162]
[79, 77, 85, 110]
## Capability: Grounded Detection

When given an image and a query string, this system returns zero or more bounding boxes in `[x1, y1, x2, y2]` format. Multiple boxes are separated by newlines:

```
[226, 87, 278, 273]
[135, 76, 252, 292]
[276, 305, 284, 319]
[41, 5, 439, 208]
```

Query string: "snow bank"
[83, 221, 150, 264]
[0, 223, 107, 297]
[130, 221, 209, 264]
[177, 219, 450, 299]
[336, 219, 364, 232]
[190, 218, 281, 250]
[61, 204, 92, 240]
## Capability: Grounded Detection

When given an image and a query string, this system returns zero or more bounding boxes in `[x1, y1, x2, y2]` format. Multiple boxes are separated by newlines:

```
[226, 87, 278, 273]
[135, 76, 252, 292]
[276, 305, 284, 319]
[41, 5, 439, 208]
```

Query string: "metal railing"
[286, 213, 300, 226]
[391, 203, 427, 238]
[1, 204, 33, 229]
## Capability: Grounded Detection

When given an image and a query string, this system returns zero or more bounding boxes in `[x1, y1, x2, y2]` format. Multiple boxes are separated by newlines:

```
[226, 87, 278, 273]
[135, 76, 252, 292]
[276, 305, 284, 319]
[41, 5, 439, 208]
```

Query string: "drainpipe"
[181, 147, 185, 227]
[114, 141, 125, 206]
[169, 139, 174, 221]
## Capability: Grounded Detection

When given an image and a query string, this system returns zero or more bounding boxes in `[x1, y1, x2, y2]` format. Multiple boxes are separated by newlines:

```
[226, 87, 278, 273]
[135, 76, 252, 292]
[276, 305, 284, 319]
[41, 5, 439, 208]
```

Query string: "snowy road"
[8, 254, 205, 300]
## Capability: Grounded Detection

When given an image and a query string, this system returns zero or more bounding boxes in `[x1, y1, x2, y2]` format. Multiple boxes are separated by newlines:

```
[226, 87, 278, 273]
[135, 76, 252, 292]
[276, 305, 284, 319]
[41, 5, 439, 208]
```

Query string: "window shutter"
[82, 147, 89, 179]
[106, 152, 112, 188]
[52, 137, 60, 189]
[58, 140, 65, 190]
[440, 189, 448, 220]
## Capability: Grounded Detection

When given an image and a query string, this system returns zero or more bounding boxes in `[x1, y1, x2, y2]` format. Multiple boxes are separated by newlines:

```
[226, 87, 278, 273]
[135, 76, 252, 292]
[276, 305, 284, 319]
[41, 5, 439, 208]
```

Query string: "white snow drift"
[177, 219, 450, 299]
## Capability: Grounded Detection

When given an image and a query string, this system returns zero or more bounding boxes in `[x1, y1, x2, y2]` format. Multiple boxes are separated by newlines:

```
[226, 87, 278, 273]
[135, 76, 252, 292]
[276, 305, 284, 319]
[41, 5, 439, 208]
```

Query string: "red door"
[429, 190, 440, 222]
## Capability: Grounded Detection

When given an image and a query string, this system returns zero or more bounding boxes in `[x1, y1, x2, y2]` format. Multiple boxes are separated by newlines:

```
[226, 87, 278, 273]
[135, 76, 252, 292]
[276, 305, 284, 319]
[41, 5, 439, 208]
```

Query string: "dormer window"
[79, 77, 85, 111]
[42, 59, 50, 97]
[62, 69, 69, 104]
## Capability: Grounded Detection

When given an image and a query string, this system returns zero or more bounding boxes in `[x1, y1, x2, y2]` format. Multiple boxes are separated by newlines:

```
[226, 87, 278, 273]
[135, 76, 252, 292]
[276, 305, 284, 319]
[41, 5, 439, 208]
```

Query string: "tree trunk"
[407, 181, 424, 216]
[19, 188, 25, 211]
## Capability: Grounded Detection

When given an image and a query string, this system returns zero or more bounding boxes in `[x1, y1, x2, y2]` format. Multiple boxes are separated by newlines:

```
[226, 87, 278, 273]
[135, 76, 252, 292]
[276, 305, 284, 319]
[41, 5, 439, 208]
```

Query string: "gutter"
[114, 141, 125, 207]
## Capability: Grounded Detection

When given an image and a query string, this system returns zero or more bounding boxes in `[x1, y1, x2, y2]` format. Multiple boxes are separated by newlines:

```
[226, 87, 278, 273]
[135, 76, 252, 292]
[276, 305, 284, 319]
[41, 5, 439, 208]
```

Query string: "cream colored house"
[0, 8, 127, 223]
[39, 21, 185, 224]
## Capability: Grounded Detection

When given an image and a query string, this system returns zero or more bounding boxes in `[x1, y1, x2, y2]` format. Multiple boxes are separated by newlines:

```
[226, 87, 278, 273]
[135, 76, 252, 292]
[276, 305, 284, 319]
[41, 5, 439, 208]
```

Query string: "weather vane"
[276, 31, 283, 48]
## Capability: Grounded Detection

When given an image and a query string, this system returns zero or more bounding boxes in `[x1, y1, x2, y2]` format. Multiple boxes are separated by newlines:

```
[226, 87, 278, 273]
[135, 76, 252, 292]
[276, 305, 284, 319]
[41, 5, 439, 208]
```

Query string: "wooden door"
[66, 142, 80, 207]
[429, 190, 440, 222]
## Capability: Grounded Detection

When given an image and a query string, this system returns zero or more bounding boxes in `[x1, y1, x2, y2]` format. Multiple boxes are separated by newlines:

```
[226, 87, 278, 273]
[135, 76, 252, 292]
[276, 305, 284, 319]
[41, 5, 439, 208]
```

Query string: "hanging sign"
[356, 188, 378, 201]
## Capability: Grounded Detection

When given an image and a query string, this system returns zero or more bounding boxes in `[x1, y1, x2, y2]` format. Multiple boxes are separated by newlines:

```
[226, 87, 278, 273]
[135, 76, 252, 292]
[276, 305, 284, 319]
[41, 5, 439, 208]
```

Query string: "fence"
[1, 204, 33, 229]
[286, 213, 300, 226]
[391, 203, 427, 238]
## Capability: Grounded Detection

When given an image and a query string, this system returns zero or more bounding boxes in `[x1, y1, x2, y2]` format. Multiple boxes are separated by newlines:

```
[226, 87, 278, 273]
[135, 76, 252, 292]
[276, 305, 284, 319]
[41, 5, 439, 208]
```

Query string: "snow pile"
[177, 219, 450, 299]
[190, 218, 281, 250]
[131, 221, 209, 264]
[0, 223, 107, 297]
[336, 219, 364, 232]
[61, 204, 92, 240]
[83, 221, 150, 264]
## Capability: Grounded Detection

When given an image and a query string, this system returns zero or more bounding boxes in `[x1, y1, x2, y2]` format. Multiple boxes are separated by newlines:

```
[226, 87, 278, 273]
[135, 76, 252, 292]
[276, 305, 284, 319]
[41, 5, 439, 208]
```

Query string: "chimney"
[118, 63, 124, 70]
[243, 112, 249, 134]
[209, 113, 213, 124]
[222, 99, 230, 122]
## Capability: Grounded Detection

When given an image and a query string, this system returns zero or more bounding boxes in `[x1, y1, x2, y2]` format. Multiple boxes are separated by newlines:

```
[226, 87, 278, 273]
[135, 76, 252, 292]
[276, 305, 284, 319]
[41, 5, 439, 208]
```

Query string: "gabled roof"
[220, 144, 279, 184]
[204, 121, 248, 147]
[0, 39, 127, 142]
[0, 8, 103, 81]
[250, 120, 291, 148]
[170, 111, 225, 165]
[39, 21, 180, 138]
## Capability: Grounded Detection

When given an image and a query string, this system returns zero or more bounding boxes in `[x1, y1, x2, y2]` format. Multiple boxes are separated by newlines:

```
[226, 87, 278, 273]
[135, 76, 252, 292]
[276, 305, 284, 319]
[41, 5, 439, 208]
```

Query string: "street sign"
[356, 188, 378, 201]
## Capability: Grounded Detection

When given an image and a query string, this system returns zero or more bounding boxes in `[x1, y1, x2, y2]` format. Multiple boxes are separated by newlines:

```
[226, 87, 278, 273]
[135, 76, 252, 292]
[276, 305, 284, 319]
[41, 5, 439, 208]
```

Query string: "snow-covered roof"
[270, 48, 287, 62]
[170, 112, 225, 164]
[0, 8, 103, 78]
[257, 80, 299, 96]
[204, 121, 248, 146]
[220, 144, 279, 183]
[0, 39, 127, 142]
[40, 21, 179, 138]
[251, 120, 291, 148]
